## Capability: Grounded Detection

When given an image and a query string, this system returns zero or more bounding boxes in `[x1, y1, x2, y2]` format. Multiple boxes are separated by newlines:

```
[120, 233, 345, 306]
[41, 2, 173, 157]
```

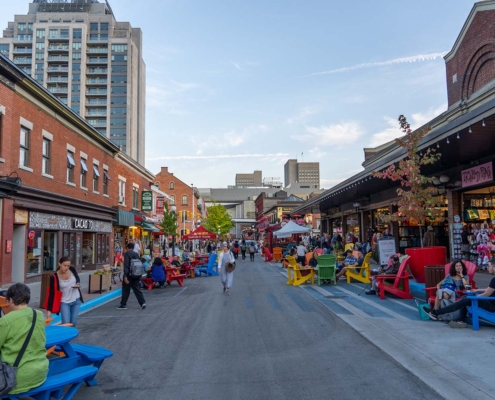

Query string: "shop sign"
[142, 190, 153, 212]
[29, 211, 112, 233]
[14, 209, 28, 224]
[462, 161, 493, 188]
[156, 196, 164, 214]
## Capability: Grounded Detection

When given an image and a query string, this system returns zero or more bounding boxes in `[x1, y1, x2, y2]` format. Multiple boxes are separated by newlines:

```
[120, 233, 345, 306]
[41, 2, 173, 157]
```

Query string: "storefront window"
[43, 232, 57, 271]
[63, 232, 77, 267]
[27, 230, 42, 276]
[82, 232, 94, 265]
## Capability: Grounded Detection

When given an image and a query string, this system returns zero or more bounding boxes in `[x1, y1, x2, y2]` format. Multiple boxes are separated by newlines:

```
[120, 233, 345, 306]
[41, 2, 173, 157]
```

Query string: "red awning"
[182, 226, 218, 240]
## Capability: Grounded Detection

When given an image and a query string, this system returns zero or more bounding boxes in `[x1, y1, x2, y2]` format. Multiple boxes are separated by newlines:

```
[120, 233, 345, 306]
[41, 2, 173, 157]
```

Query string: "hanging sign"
[142, 190, 153, 211]
[462, 161, 493, 188]
[156, 196, 164, 214]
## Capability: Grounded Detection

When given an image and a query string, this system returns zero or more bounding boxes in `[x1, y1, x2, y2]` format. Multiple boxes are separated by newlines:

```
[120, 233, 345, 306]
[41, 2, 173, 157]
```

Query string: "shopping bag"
[415, 299, 431, 321]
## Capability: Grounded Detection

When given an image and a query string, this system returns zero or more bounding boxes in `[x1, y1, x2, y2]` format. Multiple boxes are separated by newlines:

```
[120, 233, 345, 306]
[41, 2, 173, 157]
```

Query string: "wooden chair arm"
[375, 274, 403, 280]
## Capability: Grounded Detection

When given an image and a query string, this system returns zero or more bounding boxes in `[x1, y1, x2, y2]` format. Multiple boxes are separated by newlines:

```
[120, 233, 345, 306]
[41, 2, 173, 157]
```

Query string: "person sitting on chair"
[365, 254, 400, 295]
[150, 257, 166, 288]
[335, 250, 356, 275]
[336, 251, 364, 280]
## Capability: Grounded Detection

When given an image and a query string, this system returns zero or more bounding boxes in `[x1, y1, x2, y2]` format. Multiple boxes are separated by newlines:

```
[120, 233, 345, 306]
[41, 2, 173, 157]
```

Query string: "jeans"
[436, 296, 495, 321]
[250, 252, 255, 261]
[60, 298, 82, 327]
[120, 277, 146, 307]
[241, 250, 246, 260]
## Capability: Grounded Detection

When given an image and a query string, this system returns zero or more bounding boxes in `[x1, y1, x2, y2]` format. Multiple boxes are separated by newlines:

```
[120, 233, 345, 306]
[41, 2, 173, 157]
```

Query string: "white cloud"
[230, 61, 243, 71]
[368, 104, 447, 147]
[308, 147, 327, 159]
[147, 153, 290, 161]
[287, 106, 320, 124]
[293, 121, 363, 147]
[309, 52, 448, 76]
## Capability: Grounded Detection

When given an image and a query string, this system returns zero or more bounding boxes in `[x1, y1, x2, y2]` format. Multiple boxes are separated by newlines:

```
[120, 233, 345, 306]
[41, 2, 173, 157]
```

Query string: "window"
[73, 29, 82, 39]
[35, 53, 44, 60]
[61, 29, 69, 38]
[72, 84, 80, 92]
[72, 95, 80, 103]
[0, 44, 9, 54]
[72, 74, 80, 81]
[90, 23, 98, 31]
[20, 126, 30, 167]
[72, 62, 81, 71]
[80, 158, 88, 188]
[111, 44, 127, 53]
[132, 187, 139, 209]
[110, 118, 126, 126]
[72, 42, 82, 50]
[111, 107, 126, 115]
[35, 74, 43, 83]
[90, 34, 98, 41]
[36, 29, 45, 39]
[169, 182, 174, 190]
[28, 23, 33, 32]
[111, 75, 127, 83]
[100, 23, 108, 31]
[111, 55, 127, 62]
[67, 151, 75, 183]
[49, 29, 58, 37]
[182, 195, 188, 205]
[103, 170, 110, 195]
[110, 128, 126, 136]
[17, 23, 26, 31]
[118, 179, 125, 203]
[100, 34, 108, 40]
[170, 195, 175, 205]
[93, 165, 100, 192]
[111, 86, 127, 94]
[35, 63, 44, 71]
[35, 42, 44, 50]
[111, 97, 126, 104]
[42, 138, 50, 175]
[111, 65, 127, 73]
[72, 52, 81, 60]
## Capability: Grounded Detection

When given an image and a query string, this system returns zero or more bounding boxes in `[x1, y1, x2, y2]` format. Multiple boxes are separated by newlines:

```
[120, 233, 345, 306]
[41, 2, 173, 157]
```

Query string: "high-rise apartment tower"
[284, 159, 320, 188]
[0, 0, 146, 165]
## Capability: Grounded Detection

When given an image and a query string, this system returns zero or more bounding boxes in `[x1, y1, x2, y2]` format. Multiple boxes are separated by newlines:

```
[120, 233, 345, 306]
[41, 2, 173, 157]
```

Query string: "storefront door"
[43, 231, 57, 271]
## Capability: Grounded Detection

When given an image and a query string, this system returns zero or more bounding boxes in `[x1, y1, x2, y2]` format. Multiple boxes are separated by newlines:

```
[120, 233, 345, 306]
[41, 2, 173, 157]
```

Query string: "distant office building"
[235, 170, 262, 187]
[0, 0, 146, 165]
[284, 160, 320, 188]
[263, 177, 282, 189]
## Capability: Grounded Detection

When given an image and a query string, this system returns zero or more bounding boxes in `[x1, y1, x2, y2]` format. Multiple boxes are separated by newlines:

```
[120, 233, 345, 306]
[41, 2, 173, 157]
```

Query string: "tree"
[372, 115, 442, 247]
[160, 202, 178, 238]
[202, 203, 234, 237]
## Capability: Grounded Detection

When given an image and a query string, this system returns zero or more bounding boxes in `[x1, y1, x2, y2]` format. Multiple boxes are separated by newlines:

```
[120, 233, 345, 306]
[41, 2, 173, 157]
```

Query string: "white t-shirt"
[134, 243, 140, 254]
[296, 245, 307, 257]
[59, 273, 80, 303]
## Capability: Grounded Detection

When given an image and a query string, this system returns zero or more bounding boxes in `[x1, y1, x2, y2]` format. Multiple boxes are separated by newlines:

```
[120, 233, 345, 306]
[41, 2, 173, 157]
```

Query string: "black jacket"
[124, 249, 140, 277]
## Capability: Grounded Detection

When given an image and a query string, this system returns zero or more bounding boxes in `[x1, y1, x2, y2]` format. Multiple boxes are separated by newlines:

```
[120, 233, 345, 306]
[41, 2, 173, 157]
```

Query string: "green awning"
[113, 210, 135, 227]
[142, 222, 160, 232]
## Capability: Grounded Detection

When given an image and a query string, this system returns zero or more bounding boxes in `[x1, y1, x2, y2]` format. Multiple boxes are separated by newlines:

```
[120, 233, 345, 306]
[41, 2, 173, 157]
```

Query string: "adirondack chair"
[346, 252, 372, 284]
[305, 252, 314, 267]
[467, 296, 495, 330]
[314, 248, 324, 255]
[375, 255, 413, 300]
[195, 254, 218, 277]
[273, 247, 283, 261]
[0, 296, 10, 316]
[344, 243, 354, 252]
[284, 255, 314, 286]
[424, 261, 478, 308]
[317, 254, 336, 286]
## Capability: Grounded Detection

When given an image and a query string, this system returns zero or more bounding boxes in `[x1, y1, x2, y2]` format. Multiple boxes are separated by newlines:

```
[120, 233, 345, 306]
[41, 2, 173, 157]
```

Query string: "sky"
[0, 0, 477, 189]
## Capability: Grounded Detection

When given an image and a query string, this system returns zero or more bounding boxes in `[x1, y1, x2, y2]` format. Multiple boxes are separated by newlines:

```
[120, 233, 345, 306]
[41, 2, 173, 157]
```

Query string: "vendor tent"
[273, 220, 311, 238]
[182, 226, 217, 240]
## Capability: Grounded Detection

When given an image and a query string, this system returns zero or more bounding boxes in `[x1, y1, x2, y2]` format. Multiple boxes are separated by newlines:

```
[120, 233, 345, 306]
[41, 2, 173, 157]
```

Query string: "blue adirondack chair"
[195, 254, 218, 277]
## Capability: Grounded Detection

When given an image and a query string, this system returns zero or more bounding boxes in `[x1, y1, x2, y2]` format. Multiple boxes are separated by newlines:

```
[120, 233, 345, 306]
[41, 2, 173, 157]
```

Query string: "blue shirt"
[151, 264, 166, 281]
[344, 256, 357, 265]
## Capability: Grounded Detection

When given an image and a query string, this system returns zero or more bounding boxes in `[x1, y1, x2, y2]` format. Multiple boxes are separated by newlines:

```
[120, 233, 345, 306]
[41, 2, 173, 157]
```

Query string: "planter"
[88, 273, 111, 294]
[405, 246, 446, 283]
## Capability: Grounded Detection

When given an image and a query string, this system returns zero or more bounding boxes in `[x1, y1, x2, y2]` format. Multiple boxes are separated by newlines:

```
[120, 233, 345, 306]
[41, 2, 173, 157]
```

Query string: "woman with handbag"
[219, 244, 236, 296]
[0, 283, 48, 395]
[44, 256, 84, 327]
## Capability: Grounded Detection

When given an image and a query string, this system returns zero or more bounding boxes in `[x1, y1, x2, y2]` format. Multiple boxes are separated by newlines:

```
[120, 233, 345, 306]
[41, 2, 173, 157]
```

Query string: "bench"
[1, 365, 98, 400]
[167, 273, 186, 287]
[346, 252, 372, 284]
[375, 255, 413, 300]
[467, 296, 495, 331]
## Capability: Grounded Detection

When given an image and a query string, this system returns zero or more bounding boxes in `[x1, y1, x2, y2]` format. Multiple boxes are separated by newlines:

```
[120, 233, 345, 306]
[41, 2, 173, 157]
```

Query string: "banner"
[156, 196, 164, 214]
[141, 190, 153, 212]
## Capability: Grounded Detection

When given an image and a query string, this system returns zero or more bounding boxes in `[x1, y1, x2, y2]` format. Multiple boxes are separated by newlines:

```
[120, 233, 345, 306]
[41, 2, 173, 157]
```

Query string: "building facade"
[235, 170, 262, 187]
[283, 159, 320, 188]
[0, 0, 146, 165]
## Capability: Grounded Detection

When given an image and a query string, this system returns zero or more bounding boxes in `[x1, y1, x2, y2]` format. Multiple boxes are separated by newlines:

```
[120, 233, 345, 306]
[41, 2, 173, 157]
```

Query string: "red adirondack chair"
[424, 261, 478, 308]
[375, 255, 413, 300]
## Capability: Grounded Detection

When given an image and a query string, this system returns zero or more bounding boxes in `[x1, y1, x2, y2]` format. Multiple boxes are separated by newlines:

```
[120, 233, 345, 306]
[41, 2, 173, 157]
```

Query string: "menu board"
[378, 238, 397, 266]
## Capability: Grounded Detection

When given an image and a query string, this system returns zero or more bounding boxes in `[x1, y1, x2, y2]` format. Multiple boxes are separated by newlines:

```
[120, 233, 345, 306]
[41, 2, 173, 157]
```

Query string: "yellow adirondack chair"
[286, 255, 297, 285]
[344, 243, 354, 252]
[286, 256, 315, 286]
[346, 252, 372, 284]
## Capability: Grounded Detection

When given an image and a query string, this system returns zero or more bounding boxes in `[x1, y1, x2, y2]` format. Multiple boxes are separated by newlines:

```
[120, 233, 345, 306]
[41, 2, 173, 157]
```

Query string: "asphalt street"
[73, 257, 442, 400]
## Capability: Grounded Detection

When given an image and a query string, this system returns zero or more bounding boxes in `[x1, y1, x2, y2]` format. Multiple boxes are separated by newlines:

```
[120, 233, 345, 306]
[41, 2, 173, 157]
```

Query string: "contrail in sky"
[309, 52, 448, 76]
[147, 153, 289, 161]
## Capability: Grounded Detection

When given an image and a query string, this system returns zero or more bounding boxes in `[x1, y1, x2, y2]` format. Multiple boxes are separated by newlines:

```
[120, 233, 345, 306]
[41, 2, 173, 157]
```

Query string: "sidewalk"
[271, 260, 495, 400]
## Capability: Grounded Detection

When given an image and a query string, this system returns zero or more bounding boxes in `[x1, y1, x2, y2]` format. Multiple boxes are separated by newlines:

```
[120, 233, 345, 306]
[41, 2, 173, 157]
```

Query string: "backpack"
[130, 258, 144, 278]
[440, 297, 462, 322]
[249, 245, 255, 253]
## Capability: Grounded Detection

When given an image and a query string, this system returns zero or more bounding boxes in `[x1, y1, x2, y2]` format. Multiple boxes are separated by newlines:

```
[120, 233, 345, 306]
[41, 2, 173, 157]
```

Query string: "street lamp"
[171, 205, 177, 257]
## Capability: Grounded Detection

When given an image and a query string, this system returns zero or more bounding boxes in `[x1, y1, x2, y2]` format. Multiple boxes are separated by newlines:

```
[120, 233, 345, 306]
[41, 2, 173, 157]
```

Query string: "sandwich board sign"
[378, 238, 396, 266]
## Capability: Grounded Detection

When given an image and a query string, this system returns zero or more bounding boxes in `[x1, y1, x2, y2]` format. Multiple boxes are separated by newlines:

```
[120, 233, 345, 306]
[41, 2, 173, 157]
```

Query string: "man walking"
[117, 243, 146, 310]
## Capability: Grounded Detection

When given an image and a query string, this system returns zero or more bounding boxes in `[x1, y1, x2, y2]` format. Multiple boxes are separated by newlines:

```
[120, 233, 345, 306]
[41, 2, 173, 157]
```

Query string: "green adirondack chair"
[316, 254, 336, 286]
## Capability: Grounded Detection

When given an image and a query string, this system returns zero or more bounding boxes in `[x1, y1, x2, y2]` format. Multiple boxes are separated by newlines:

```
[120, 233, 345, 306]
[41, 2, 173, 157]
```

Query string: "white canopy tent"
[273, 220, 311, 238]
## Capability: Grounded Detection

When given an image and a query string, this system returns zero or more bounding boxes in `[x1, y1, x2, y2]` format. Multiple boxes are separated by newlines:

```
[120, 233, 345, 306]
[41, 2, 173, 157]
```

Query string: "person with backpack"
[249, 241, 256, 262]
[240, 239, 247, 262]
[117, 243, 146, 310]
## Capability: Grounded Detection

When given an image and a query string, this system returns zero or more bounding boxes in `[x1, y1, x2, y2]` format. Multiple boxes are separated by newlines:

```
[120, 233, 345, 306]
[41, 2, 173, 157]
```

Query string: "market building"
[290, 0, 495, 267]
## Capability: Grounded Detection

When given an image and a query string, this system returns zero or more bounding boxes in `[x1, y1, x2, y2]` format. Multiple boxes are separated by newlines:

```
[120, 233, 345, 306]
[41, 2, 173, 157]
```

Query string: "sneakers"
[225, 290, 230, 296]
[449, 321, 468, 328]
[116, 305, 127, 310]
[365, 290, 376, 295]
[423, 307, 438, 320]
[141, 303, 146, 310]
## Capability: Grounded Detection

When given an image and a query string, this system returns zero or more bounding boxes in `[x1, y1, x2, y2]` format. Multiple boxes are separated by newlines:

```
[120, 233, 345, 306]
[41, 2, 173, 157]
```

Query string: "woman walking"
[219, 244, 236, 295]
[44, 256, 83, 327]
[240, 239, 247, 262]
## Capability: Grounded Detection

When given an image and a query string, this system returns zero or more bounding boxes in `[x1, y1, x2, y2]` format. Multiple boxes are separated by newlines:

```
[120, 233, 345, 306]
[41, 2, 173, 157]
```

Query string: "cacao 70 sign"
[142, 190, 153, 212]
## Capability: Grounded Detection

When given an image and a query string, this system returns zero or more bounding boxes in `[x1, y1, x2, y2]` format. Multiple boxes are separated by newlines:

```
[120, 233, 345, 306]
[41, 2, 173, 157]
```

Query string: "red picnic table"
[165, 267, 186, 286]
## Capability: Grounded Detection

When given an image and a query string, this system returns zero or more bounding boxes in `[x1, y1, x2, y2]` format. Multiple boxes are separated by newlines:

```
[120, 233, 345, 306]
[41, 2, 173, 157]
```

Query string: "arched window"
[182, 195, 188, 205]
[170, 195, 175, 205]
[169, 181, 174, 190]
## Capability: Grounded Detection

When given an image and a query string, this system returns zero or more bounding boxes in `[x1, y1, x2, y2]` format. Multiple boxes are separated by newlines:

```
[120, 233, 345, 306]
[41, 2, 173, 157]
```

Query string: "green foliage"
[202, 203, 234, 237]
[160, 202, 178, 237]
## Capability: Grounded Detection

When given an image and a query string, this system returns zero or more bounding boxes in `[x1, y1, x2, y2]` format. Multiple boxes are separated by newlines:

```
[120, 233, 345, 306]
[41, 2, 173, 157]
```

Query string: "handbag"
[0, 309, 37, 395]
[226, 262, 236, 273]
[43, 274, 62, 314]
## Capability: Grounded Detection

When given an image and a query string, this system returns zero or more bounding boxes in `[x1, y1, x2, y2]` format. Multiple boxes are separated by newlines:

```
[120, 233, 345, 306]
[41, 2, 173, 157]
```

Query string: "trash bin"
[424, 265, 445, 302]
[39, 272, 52, 308]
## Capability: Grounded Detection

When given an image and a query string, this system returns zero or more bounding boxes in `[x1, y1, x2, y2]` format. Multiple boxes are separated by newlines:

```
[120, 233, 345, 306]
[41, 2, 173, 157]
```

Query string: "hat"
[225, 262, 236, 273]
[427, 226, 433, 231]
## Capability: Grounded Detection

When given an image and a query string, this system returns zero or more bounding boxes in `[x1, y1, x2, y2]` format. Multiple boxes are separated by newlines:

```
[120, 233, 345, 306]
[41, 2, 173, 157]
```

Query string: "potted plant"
[372, 115, 446, 283]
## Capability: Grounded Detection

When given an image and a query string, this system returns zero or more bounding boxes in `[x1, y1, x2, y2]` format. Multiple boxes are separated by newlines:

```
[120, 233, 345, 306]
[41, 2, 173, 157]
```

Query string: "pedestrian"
[219, 244, 236, 295]
[133, 239, 141, 256]
[423, 225, 438, 247]
[207, 241, 212, 254]
[117, 243, 146, 310]
[240, 239, 247, 262]
[296, 240, 307, 265]
[249, 241, 256, 261]
[44, 256, 83, 327]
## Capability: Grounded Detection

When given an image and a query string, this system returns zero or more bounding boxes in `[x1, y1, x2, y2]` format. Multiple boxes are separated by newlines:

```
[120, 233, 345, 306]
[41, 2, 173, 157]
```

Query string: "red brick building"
[154, 167, 201, 237]
[0, 54, 157, 285]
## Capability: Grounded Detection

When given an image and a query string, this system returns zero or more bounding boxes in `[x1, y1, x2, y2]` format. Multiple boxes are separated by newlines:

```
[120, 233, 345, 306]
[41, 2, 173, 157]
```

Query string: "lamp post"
[191, 183, 195, 232]
[171, 205, 176, 257]
[217, 226, 221, 242]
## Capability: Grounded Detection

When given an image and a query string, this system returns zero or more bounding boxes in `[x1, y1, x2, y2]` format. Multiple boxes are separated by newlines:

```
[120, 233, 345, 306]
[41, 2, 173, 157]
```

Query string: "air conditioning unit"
[118, 196, 125, 203]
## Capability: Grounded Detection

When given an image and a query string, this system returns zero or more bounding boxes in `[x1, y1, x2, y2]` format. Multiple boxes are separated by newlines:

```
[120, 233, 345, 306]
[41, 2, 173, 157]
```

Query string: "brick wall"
[446, 9, 495, 107]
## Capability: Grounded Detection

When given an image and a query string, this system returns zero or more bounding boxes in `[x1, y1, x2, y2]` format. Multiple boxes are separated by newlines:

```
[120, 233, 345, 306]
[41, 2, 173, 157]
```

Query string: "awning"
[113, 210, 135, 226]
[142, 222, 160, 232]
